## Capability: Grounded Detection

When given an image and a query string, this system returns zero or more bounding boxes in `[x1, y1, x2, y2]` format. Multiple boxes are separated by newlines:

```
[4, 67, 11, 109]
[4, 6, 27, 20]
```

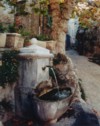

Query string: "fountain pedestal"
[15, 45, 53, 118]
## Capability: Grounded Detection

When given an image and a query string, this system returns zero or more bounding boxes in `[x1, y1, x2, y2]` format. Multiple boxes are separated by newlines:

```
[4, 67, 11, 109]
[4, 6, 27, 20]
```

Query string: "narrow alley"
[67, 50, 100, 113]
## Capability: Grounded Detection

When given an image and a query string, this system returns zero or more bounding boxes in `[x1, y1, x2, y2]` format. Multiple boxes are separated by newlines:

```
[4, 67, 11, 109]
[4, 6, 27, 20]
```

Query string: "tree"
[0, 0, 76, 54]
[49, 0, 75, 53]
[72, 0, 100, 28]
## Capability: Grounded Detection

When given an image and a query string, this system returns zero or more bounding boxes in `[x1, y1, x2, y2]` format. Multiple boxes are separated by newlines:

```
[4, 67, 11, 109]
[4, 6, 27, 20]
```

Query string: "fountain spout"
[42, 65, 53, 71]
[42, 65, 59, 93]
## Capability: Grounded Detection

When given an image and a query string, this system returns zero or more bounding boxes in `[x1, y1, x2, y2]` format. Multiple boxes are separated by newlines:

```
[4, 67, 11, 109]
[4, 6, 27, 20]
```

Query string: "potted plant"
[18, 29, 32, 47]
[0, 33, 6, 48]
[0, 23, 6, 48]
[0, 50, 19, 115]
[35, 34, 56, 52]
[6, 33, 24, 48]
[24, 38, 32, 47]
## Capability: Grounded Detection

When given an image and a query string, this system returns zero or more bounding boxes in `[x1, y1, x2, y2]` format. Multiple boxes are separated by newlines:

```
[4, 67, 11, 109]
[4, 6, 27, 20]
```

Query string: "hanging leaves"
[0, 50, 19, 87]
[72, 1, 100, 28]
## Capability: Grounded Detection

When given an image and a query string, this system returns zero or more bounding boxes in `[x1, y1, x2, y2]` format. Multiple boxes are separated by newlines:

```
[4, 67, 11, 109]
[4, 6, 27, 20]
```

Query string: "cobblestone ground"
[66, 50, 100, 113]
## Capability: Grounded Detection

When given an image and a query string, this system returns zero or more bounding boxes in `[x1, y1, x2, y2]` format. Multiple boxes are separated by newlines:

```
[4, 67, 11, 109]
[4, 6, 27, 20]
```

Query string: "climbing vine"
[72, 0, 100, 28]
[0, 50, 19, 87]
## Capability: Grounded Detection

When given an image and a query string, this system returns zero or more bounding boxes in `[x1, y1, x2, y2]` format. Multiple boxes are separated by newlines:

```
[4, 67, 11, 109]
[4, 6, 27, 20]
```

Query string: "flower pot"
[6, 33, 24, 48]
[37, 41, 46, 48]
[46, 40, 56, 52]
[0, 33, 6, 48]
[24, 41, 32, 47]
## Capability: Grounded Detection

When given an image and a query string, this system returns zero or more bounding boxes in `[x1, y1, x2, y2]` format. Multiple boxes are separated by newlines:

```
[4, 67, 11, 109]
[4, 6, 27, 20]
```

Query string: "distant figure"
[70, 37, 75, 48]
[76, 28, 85, 55]
[66, 34, 71, 50]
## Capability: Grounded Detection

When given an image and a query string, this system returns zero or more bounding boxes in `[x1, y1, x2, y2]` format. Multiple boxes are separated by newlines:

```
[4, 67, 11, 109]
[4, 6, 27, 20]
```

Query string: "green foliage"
[18, 29, 31, 43]
[0, 23, 16, 33]
[7, 24, 16, 33]
[0, 23, 6, 33]
[16, 1, 27, 15]
[78, 78, 86, 101]
[35, 34, 52, 41]
[2, 0, 27, 15]
[0, 50, 19, 87]
[72, 1, 100, 28]
[3, 0, 48, 16]
[40, 0, 49, 5]
[4, 0, 17, 6]
[47, 15, 52, 28]
[0, 98, 12, 111]
[19, 29, 30, 37]
[33, 7, 40, 13]
[32, 1, 48, 16]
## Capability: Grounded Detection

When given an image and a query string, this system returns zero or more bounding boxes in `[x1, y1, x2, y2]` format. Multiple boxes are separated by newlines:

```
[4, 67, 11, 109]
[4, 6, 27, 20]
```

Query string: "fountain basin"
[32, 87, 73, 123]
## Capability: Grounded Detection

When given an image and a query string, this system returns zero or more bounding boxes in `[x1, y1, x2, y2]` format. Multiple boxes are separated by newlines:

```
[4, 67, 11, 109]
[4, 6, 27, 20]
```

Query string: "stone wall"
[15, 14, 51, 37]
[31, 13, 40, 36]
[15, 15, 31, 34]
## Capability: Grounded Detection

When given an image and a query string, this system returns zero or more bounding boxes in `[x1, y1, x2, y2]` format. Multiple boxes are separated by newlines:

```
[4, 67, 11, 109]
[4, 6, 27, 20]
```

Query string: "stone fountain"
[30, 53, 77, 124]
[15, 45, 53, 118]
[15, 47, 77, 124]
[0, 36, 100, 126]
[31, 87, 73, 124]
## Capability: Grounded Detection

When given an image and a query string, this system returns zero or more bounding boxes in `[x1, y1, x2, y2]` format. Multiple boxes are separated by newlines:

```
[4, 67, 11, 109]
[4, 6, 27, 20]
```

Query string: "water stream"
[50, 67, 60, 93]
[39, 67, 72, 101]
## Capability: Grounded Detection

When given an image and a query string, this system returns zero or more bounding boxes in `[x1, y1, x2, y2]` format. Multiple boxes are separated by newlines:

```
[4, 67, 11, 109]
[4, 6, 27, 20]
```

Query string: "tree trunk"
[49, 0, 75, 54]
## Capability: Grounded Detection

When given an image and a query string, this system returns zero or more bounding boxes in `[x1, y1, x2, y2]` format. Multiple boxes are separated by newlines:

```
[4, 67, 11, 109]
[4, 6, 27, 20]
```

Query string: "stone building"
[15, 0, 50, 37]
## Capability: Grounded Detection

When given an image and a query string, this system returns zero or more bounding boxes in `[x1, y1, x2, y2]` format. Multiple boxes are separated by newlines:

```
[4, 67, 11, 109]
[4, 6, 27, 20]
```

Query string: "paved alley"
[67, 50, 100, 113]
